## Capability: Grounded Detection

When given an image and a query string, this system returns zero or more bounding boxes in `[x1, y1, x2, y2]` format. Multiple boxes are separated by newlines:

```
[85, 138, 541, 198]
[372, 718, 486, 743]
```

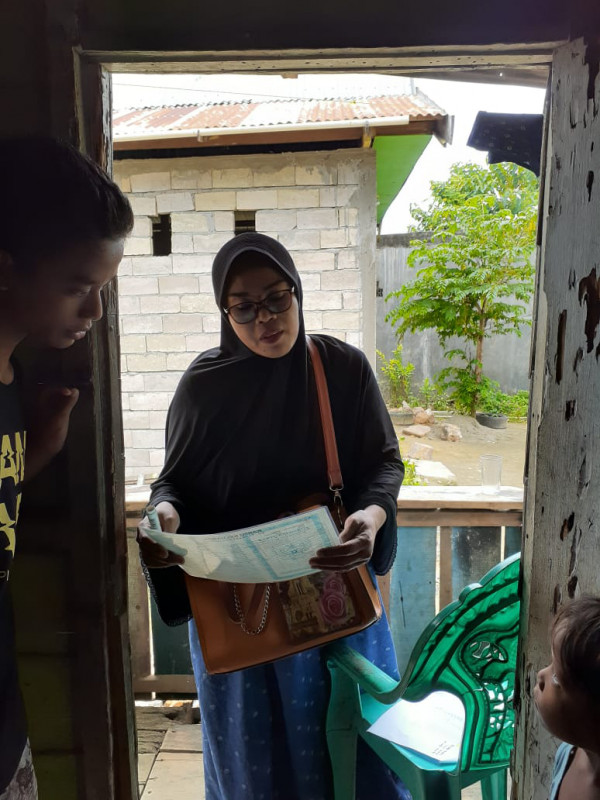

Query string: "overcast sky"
[112, 73, 546, 233]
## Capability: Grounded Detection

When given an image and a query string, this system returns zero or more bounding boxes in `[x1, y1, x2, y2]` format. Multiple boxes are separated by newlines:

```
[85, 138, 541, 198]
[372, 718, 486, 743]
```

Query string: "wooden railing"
[126, 485, 523, 692]
[391, 485, 523, 672]
[126, 490, 196, 694]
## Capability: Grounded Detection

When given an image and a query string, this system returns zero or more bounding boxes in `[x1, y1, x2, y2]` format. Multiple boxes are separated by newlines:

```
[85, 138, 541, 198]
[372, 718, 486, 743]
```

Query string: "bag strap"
[306, 336, 344, 494]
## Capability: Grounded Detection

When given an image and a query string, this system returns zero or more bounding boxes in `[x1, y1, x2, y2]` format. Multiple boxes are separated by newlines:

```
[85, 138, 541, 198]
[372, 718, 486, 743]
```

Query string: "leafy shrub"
[376, 346, 414, 407]
[402, 458, 422, 486]
[437, 360, 530, 420]
[480, 387, 529, 420]
[436, 352, 485, 416]
[410, 377, 451, 411]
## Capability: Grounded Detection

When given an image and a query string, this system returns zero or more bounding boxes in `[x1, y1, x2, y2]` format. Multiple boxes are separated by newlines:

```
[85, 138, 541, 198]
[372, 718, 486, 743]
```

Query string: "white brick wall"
[255, 210, 297, 231]
[236, 189, 278, 210]
[171, 212, 211, 233]
[115, 148, 375, 481]
[130, 172, 171, 193]
[156, 192, 195, 213]
[129, 196, 157, 216]
[123, 238, 153, 256]
[194, 191, 236, 211]
[131, 256, 172, 276]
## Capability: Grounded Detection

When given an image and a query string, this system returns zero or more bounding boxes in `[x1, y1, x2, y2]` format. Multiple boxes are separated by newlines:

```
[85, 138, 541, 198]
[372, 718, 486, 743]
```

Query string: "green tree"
[386, 162, 539, 415]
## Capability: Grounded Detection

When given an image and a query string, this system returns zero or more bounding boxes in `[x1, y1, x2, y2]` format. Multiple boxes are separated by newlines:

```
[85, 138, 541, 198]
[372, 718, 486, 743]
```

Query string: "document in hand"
[367, 691, 465, 763]
[141, 506, 341, 583]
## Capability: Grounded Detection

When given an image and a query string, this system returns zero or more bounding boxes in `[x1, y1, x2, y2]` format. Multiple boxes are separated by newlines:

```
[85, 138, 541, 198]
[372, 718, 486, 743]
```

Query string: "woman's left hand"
[308, 505, 386, 572]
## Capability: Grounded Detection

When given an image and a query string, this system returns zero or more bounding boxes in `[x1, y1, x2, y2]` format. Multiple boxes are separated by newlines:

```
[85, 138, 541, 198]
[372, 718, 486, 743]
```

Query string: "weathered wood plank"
[136, 704, 197, 730]
[377, 571, 391, 620]
[161, 726, 203, 753]
[439, 526, 453, 609]
[141, 752, 204, 800]
[73, 56, 138, 800]
[138, 754, 156, 785]
[392, 526, 437, 672]
[90, 43, 556, 72]
[134, 674, 197, 694]
[451, 526, 502, 599]
[397, 485, 523, 510]
[514, 37, 600, 800]
[398, 510, 522, 527]
[128, 539, 152, 682]
[137, 729, 167, 756]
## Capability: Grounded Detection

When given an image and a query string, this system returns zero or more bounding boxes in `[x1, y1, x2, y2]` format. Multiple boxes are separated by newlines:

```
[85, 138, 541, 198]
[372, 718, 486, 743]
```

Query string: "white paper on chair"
[367, 691, 465, 763]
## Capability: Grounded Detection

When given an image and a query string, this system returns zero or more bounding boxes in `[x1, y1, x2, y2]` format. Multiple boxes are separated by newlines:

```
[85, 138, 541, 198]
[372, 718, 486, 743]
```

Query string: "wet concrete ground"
[394, 414, 527, 488]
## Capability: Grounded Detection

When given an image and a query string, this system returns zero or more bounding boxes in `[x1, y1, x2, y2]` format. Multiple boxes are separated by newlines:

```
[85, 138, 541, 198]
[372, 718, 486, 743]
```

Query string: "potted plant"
[475, 383, 508, 429]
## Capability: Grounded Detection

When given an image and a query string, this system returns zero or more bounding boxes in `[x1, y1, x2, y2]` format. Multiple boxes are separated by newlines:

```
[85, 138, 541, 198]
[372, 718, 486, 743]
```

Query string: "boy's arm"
[25, 387, 79, 481]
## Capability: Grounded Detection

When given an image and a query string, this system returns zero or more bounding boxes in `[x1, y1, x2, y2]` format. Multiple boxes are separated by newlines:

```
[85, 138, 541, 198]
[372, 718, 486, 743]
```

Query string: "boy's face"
[7, 238, 124, 349]
[534, 624, 596, 747]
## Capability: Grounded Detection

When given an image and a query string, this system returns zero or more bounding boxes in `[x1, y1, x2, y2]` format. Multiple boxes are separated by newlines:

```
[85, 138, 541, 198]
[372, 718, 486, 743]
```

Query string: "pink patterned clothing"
[0, 742, 37, 800]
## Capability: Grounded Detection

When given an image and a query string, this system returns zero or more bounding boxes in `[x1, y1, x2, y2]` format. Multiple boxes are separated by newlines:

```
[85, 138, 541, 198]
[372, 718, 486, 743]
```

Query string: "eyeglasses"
[224, 287, 295, 324]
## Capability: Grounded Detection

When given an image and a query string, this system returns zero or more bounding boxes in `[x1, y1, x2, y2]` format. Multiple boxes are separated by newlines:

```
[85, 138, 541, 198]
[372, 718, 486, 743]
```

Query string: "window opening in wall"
[234, 210, 256, 235]
[152, 213, 172, 255]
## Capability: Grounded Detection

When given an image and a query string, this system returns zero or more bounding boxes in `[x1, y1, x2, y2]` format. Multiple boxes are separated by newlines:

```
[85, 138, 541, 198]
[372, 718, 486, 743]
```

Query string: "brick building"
[113, 92, 451, 481]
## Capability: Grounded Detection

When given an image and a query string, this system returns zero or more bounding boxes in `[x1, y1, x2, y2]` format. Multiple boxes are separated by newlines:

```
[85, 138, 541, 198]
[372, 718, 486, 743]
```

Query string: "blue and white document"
[141, 506, 340, 583]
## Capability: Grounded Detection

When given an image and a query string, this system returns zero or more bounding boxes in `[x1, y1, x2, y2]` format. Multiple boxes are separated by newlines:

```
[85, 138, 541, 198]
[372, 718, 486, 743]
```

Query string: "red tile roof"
[113, 91, 447, 140]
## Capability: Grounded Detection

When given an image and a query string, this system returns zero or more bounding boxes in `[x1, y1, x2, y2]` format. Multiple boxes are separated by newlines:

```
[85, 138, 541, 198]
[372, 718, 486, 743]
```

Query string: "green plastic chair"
[325, 553, 521, 800]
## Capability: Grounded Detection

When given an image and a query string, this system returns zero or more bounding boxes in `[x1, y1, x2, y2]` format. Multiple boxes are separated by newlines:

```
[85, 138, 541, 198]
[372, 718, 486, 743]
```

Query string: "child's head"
[534, 596, 600, 749]
[0, 136, 133, 349]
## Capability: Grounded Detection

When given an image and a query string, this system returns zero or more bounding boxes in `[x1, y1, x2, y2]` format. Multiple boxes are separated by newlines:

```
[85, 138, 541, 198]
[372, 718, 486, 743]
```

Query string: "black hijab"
[152, 233, 322, 528]
[149, 233, 403, 624]
[212, 231, 306, 357]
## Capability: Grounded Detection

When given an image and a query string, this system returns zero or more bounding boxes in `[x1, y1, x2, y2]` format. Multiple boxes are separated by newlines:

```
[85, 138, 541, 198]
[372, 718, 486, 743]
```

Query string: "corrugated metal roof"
[113, 92, 446, 139]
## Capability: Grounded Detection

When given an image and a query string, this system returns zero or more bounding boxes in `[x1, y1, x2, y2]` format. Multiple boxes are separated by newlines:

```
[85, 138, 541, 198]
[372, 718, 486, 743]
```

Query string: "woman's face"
[224, 262, 300, 358]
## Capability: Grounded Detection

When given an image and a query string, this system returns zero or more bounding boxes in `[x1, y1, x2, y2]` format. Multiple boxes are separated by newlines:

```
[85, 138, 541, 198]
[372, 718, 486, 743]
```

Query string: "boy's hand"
[25, 386, 80, 480]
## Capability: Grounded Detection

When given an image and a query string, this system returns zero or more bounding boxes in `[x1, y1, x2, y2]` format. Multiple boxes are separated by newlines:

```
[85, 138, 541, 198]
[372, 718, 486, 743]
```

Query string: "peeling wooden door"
[514, 37, 600, 799]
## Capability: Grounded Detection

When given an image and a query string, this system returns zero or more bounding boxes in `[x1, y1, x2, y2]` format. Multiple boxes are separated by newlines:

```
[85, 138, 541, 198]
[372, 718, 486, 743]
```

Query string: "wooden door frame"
[512, 38, 600, 799]
[73, 41, 564, 799]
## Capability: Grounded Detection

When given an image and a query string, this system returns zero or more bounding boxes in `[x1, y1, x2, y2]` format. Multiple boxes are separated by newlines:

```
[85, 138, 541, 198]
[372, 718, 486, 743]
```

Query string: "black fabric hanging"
[467, 111, 544, 176]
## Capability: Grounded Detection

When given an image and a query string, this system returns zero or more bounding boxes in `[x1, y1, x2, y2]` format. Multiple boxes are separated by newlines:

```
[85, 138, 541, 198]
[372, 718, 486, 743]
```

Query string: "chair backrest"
[398, 553, 521, 774]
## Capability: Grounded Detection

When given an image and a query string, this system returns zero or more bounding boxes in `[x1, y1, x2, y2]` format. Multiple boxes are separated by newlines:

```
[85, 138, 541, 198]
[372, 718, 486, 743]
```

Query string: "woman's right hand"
[137, 501, 185, 568]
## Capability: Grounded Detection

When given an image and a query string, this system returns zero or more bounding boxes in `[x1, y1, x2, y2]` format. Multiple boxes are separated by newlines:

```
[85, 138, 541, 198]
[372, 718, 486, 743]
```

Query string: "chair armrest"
[325, 643, 402, 705]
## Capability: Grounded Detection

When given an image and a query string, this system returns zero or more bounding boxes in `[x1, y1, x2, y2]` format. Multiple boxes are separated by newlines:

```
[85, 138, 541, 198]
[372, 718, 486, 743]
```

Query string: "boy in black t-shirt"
[0, 138, 133, 798]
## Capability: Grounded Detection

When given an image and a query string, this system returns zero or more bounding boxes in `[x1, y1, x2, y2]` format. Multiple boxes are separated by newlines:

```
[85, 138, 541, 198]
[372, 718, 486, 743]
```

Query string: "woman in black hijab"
[139, 233, 407, 800]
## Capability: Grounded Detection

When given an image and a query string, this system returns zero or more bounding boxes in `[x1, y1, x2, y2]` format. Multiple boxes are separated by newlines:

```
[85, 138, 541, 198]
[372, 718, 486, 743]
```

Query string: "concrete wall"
[376, 234, 532, 395]
[115, 149, 376, 482]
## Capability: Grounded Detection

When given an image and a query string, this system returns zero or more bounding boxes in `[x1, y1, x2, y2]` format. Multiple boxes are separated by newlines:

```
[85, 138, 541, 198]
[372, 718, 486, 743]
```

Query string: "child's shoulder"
[551, 743, 576, 800]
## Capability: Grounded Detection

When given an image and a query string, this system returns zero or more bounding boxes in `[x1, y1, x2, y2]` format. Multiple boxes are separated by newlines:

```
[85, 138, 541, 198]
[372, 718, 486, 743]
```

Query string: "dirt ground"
[393, 414, 527, 487]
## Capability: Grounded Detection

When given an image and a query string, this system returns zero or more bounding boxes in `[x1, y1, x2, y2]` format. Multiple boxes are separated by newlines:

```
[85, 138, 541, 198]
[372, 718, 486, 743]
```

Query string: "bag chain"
[232, 584, 271, 635]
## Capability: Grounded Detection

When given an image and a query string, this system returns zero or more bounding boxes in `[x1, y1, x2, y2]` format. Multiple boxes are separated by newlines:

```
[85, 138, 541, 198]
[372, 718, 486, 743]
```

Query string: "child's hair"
[0, 136, 133, 263]
[553, 596, 600, 703]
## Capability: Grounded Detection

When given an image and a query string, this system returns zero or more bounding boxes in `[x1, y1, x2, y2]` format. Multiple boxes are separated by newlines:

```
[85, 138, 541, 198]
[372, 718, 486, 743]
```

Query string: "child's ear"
[0, 250, 16, 292]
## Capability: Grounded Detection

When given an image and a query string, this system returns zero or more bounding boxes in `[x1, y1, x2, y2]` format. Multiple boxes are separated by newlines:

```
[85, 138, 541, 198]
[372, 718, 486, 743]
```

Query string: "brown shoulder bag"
[184, 336, 382, 674]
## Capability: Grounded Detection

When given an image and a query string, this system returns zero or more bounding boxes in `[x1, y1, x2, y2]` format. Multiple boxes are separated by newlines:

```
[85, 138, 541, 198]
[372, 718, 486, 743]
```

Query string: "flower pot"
[476, 411, 508, 430]
[388, 410, 414, 425]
